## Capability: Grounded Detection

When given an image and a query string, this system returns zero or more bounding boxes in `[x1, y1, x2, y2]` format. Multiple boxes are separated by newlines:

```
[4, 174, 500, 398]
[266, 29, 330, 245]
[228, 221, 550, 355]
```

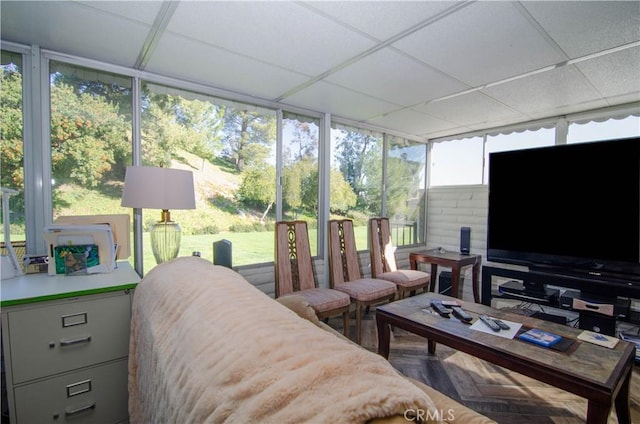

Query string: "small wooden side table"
[409, 250, 482, 302]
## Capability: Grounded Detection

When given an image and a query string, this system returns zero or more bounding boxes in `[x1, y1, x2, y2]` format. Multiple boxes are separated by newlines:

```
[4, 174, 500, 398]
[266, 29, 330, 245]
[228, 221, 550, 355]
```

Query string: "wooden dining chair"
[368, 217, 430, 299]
[275, 220, 351, 337]
[328, 219, 397, 344]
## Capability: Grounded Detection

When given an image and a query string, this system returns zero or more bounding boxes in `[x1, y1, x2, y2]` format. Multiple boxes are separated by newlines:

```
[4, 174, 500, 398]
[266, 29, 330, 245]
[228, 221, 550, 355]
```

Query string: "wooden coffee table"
[376, 293, 635, 424]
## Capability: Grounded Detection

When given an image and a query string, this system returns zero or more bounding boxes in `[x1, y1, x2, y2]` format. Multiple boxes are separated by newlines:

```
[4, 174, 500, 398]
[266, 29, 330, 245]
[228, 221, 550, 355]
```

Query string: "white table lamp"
[121, 166, 195, 264]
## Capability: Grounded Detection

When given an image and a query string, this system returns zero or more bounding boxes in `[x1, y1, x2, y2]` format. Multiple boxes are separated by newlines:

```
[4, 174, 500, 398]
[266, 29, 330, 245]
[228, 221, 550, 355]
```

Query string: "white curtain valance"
[144, 82, 276, 116]
[282, 111, 320, 126]
[50, 61, 132, 89]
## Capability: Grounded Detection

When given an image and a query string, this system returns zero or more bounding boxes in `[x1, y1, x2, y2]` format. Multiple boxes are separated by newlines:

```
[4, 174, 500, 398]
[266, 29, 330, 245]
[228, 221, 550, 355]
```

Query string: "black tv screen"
[487, 137, 640, 294]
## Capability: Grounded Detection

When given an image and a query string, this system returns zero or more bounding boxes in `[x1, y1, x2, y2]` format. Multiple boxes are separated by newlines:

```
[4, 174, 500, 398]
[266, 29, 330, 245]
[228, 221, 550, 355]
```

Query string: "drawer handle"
[60, 335, 92, 346]
[64, 402, 96, 417]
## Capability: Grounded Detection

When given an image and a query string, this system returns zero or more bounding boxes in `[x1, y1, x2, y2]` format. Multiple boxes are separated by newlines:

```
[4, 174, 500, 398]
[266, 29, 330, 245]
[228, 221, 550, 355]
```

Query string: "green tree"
[329, 168, 357, 213]
[0, 65, 25, 223]
[334, 131, 382, 214]
[50, 83, 130, 187]
[171, 97, 224, 160]
[236, 164, 276, 221]
[386, 154, 422, 218]
[282, 163, 303, 214]
[141, 93, 224, 167]
[222, 109, 275, 171]
[0, 67, 24, 190]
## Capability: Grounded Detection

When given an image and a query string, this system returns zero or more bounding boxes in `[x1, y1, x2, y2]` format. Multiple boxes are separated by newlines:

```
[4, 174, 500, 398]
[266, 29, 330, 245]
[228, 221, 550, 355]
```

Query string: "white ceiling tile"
[147, 34, 310, 101]
[413, 92, 522, 127]
[524, 99, 611, 121]
[167, 1, 375, 76]
[482, 66, 604, 115]
[2, 0, 639, 140]
[370, 108, 460, 136]
[78, 1, 164, 25]
[284, 81, 398, 121]
[392, 1, 566, 87]
[576, 47, 640, 99]
[464, 115, 532, 132]
[1, 1, 147, 67]
[303, 1, 455, 40]
[522, 1, 640, 58]
[325, 47, 468, 107]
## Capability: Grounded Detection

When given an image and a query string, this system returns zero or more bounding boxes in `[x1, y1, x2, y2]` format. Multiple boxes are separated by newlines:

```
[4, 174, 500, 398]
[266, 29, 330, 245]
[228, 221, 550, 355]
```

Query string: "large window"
[567, 115, 640, 143]
[49, 62, 133, 222]
[1, 50, 25, 257]
[282, 114, 319, 255]
[330, 125, 383, 251]
[429, 136, 484, 186]
[141, 82, 277, 270]
[386, 137, 427, 246]
[10, 47, 638, 274]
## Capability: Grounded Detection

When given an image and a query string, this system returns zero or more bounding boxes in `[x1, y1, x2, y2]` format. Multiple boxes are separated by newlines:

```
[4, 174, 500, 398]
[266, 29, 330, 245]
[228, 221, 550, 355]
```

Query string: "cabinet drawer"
[7, 293, 131, 383]
[13, 359, 128, 424]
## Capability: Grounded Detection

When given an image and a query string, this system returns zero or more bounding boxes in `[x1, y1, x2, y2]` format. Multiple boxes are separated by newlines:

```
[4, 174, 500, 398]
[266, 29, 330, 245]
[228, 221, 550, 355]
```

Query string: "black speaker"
[438, 271, 452, 295]
[460, 227, 471, 254]
[213, 239, 232, 268]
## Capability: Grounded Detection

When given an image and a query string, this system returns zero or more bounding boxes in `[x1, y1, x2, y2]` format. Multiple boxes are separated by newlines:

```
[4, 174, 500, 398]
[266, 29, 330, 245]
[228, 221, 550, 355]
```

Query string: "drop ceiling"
[1, 1, 639, 140]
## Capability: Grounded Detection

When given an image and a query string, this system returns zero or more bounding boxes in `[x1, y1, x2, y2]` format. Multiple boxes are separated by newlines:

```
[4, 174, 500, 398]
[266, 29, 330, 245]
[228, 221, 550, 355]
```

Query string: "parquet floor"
[327, 309, 640, 424]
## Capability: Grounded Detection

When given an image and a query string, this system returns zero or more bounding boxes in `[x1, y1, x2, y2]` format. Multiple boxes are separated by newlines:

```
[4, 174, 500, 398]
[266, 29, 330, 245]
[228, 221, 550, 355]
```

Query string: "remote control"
[430, 300, 451, 317]
[479, 314, 501, 331]
[451, 306, 472, 322]
[492, 318, 510, 330]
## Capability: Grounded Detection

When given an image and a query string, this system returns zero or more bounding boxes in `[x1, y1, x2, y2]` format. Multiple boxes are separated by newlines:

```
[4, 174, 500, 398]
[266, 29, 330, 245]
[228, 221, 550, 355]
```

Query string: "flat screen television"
[487, 137, 640, 299]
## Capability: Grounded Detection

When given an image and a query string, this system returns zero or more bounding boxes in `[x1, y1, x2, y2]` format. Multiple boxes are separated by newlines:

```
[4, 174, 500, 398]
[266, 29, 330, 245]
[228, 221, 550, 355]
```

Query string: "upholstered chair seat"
[369, 217, 431, 299]
[375, 270, 431, 291]
[328, 219, 398, 344]
[334, 278, 397, 303]
[275, 220, 351, 336]
[280, 288, 350, 315]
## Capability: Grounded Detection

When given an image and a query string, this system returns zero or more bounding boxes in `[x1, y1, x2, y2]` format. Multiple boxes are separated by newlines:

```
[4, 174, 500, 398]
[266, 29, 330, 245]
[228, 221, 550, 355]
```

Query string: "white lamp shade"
[121, 166, 196, 210]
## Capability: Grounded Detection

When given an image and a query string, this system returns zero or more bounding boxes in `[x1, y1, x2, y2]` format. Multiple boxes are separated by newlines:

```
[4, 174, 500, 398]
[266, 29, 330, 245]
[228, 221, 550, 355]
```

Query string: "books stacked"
[518, 328, 562, 347]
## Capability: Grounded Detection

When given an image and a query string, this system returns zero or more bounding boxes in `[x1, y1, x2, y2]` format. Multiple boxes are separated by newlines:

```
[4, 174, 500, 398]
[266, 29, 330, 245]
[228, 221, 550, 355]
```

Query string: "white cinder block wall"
[423, 185, 488, 302]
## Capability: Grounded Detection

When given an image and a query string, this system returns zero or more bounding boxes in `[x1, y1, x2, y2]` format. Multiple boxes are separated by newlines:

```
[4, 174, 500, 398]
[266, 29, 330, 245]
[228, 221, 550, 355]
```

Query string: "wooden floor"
[328, 309, 640, 424]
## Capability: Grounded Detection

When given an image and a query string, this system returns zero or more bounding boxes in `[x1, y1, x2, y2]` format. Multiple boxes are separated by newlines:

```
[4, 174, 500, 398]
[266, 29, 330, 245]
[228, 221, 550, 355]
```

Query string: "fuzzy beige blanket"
[129, 257, 440, 423]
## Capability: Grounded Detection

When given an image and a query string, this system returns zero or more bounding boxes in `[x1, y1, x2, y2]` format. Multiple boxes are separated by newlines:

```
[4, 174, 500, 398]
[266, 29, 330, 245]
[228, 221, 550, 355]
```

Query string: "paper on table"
[469, 317, 522, 339]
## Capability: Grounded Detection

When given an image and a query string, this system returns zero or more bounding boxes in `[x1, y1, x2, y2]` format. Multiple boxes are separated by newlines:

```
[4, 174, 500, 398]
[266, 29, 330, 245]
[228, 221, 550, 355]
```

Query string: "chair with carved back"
[328, 219, 397, 344]
[368, 217, 430, 299]
[275, 220, 351, 337]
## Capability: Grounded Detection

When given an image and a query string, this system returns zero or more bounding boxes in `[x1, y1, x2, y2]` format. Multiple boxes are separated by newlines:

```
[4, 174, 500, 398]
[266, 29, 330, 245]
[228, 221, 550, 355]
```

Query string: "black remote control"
[492, 318, 510, 330]
[430, 300, 451, 317]
[479, 314, 501, 331]
[451, 306, 472, 322]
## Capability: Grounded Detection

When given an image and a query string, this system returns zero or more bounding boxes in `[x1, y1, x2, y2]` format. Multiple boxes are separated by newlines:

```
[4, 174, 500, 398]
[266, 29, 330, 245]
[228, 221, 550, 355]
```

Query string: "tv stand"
[482, 265, 632, 336]
[498, 280, 560, 306]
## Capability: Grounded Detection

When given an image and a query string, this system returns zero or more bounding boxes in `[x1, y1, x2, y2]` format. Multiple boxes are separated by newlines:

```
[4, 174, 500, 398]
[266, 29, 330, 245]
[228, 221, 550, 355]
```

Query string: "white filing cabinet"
[1, 263, 140, 424]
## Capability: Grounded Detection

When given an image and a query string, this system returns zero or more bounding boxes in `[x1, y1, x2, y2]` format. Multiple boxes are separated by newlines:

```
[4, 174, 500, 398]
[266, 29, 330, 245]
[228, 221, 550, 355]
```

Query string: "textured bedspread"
[129, 257, 439, 423]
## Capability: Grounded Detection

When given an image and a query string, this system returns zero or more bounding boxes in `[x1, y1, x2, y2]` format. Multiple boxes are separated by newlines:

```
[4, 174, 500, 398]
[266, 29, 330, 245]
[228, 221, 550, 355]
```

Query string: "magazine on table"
[518, 328, 562, 347]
